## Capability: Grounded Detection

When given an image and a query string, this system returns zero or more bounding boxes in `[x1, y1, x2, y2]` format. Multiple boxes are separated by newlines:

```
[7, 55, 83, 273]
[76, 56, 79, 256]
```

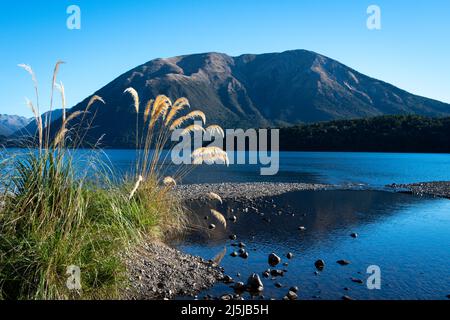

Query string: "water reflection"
[174, 190, 450, 300]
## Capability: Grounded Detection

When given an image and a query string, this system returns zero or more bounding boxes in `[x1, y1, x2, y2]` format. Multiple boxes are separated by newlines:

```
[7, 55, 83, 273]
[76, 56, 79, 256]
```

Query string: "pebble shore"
[124, 241, 223, 300]
[174, 182, 331, 201]
[388, 181, 450, 199]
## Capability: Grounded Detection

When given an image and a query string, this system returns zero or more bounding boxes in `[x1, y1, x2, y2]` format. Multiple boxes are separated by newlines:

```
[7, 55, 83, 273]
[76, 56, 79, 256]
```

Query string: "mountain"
[18, 50, 450, 147]
[0, 114, 31, 136]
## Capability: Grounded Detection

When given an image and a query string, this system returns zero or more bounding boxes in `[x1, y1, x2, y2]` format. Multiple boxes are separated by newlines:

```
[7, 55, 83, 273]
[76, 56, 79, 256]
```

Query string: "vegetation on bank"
[279, 115, 450, 153]
[0, 63, 228, 299]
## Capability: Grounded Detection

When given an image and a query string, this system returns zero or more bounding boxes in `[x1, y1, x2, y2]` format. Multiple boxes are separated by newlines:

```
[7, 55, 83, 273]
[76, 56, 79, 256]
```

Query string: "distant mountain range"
[14, 49, 450, 147]
[0, 114, 31, 136]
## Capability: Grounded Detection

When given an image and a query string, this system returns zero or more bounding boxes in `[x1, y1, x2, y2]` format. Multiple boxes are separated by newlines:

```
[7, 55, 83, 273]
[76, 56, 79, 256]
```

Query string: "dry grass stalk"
[206, 125, 225, 138]
[207, 192, 223, 204]
[163, 176, 177, 188]
[124, 88, 139, 113]
[128, 175, 144, 200]
[210, 209, 227, 228]
[181, 124, 206, 136]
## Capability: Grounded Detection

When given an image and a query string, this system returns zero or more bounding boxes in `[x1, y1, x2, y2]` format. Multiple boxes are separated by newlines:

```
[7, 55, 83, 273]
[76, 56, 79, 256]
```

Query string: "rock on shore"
[123, 242, 223, 300]
[174, 182, 330, 201]
[388, 181, 450, 199]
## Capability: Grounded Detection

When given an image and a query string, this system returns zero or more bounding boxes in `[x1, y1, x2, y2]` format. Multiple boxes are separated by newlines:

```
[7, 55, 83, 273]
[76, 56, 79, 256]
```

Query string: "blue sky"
[1, 0, 449, 117]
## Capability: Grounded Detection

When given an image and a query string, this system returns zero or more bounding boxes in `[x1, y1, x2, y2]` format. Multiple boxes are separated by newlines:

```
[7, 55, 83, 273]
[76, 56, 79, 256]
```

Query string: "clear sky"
[1, 0, 449, 117]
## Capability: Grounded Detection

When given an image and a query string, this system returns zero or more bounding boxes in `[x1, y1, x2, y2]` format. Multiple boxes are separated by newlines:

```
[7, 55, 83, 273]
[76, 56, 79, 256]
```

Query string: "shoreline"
[174, 182, 331, 201]
[388, 181, 450, 199]
[124, 180, 449, 300]
[123, 241, 223, 300]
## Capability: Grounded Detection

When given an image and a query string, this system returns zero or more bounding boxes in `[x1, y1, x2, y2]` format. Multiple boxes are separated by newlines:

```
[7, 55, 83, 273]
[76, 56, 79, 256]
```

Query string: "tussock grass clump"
[0, 141, 184, 300]
[0, 62, 223, 300]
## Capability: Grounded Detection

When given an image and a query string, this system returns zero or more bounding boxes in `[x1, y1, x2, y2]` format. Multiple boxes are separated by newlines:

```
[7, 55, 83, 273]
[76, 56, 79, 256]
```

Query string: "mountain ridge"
[17, 49, 450, 147]
[0, 114, 31, 136]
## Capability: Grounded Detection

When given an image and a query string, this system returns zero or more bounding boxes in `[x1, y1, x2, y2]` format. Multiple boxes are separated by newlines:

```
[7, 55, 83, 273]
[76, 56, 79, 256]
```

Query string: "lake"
[4, 149, 448, 186]
[174, 190, 450, 300]
[1, 149, 449, 299]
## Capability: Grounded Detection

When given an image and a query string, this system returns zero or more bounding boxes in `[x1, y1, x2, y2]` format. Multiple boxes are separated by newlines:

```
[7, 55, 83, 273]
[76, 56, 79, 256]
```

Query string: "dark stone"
[233, 282, 245, 292]
[220, 294, 233, 300]
[246, 273, 264, 292]
[239, 251, 249, 259]
[287, 252, 294, 259]
[275, 282, 283, 288]
[287, 291, 298, 300]
[342, 295, 354, 300]
[337, 260, 351, 266]
[350, 232, 358, 238]
[223, 275, 234, 284]
[262, 270, 270, 278]
[315, 259, 325, 271]
[298, 226, 306, 231]
[208, 224, 216, 230]
[230, 251, 238, 257]
[351, 277, 364, 284]
[229, 234, 237, 240]
[238, 248, 246, 255]
[229, 216, 237, 222]
[289, 286, 299, 293]
[268, 253, 281, 266]
[270, 269, 284, 277]
[238, 242, 246, 248]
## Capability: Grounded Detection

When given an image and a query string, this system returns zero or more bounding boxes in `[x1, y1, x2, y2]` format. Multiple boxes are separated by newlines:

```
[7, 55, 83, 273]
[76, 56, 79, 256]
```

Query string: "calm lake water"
[175, 190, 450, 300]
[3, 149, 450, 186]
[2, 149, 449, 299]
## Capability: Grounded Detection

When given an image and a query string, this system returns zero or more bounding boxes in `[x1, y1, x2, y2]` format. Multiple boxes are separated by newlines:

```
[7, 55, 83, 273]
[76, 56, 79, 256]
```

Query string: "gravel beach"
[124, 241, 223, 300]
[174, 182, 330, 201]
[388, 181, 450, 199]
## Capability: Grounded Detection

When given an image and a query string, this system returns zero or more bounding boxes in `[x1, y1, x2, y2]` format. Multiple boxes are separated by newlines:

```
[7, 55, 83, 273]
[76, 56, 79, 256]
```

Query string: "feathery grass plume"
[184, 110, 206, 124]
[45, 60, 65, 149]
[86, 95, 105, 113]
[65, 111, 83, 124]
[163, 176, 177, 188]
[124, 88, 139, 113]
[192, 146, 230, 166]
[143, 99, 154, 123]
[19, 64, 41, 148]
[165, 98, 190, 125]
[18, 64, 37, 84]
[128, 175, 144, 200]
[206, 125, 225, 138]
[124, 87, 140, 150]
[54, 111, 83, 147]
[207, 192, 223, 204]
[53, 128, 68, 147]
[181, 124, 206, 136]
[18, 64, 39, 108]
[169, 111, 206, 131]
[210, 209, 227, 228]
[169, 116, 188, 131]
[54, 81, 66, 122]
[25, 97, 43, 149]
[211, 247, 227, 265]
[150, 95, 171, 127]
